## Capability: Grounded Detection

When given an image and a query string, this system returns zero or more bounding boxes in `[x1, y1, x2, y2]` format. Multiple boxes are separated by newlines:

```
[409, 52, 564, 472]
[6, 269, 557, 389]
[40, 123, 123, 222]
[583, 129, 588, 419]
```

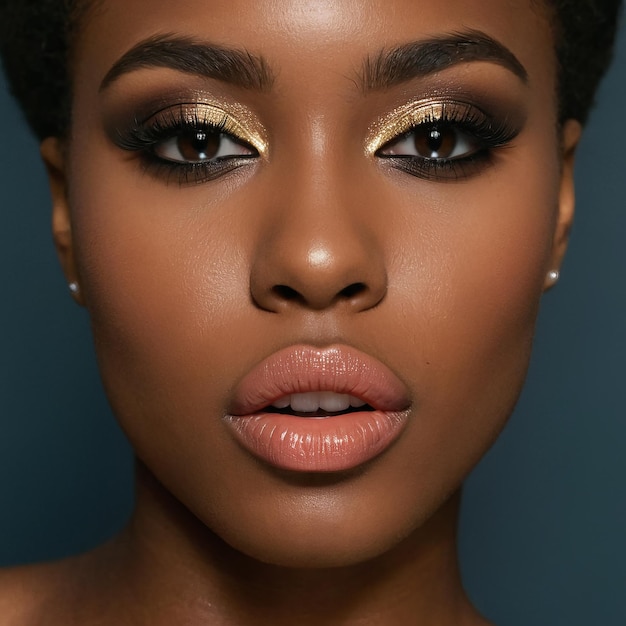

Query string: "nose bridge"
[249, 153, 388, 313]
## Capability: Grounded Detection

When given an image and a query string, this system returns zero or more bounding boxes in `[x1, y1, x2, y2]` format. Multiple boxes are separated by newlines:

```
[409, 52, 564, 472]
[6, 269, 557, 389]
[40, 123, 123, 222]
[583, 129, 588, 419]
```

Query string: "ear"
[544, 119, 582, 291]
[40, 137, 84, 305]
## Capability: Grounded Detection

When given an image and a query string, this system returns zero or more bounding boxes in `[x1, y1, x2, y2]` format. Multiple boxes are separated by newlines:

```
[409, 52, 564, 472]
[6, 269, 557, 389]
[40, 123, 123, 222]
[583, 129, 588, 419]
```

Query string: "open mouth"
[225, 345, 410, 472]
[266, 391, 373, 418]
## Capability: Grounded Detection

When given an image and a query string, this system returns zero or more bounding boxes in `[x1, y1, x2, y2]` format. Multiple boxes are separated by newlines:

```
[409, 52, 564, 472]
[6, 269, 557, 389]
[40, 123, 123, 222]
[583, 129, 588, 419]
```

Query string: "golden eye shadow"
[366, 99, 477, 156]
[106, 92, 269, 158]
[165, 102, 268, 155]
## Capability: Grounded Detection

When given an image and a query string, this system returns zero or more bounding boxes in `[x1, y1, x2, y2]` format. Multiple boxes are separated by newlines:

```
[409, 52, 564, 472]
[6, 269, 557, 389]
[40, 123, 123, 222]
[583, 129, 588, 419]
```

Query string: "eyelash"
[114, 101, 519, 186]
[374, 103, 520, 181]
[114, 107, 259, 185]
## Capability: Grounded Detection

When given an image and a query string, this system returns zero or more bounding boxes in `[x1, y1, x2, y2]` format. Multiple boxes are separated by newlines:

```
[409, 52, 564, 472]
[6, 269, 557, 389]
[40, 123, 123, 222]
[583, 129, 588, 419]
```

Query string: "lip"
[225, 345, 411, 472]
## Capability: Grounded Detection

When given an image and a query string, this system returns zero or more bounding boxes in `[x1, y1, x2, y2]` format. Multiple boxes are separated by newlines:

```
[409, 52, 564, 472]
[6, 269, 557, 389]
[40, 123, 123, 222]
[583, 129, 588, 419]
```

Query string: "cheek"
[392, 126, 559, 344]
[66, 140, 260, 453]
[382, 145, 560, 479]
[70, 145, 246, 350]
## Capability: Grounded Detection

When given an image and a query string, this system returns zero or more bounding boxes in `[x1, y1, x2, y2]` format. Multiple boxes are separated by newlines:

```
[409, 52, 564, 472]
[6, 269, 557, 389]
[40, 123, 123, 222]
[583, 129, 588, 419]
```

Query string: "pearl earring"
[68, 282, 80, 294]
[546, 270, 560, 285]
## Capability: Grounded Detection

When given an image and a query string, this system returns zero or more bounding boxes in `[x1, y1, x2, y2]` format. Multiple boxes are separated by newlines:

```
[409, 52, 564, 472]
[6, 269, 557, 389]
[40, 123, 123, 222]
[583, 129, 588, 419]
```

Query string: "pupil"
[427, 128, 443, 153]
[192, 131, 208, 154]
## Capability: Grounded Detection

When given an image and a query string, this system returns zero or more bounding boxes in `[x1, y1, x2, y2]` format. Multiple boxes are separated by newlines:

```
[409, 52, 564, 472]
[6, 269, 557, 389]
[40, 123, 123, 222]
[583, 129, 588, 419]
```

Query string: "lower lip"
[225, 409, 408, 472]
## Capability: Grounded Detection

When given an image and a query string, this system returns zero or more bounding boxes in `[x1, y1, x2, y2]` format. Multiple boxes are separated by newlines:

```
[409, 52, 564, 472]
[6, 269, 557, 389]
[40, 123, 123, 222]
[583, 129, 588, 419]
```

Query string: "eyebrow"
[100, 34, 274, 92]
[361, 29, 528, 91]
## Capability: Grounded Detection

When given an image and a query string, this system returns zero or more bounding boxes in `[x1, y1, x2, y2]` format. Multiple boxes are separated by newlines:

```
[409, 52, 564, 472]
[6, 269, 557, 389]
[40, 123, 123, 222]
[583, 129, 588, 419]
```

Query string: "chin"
[178, 469, 456, 572]
[222, 522, 405, 570]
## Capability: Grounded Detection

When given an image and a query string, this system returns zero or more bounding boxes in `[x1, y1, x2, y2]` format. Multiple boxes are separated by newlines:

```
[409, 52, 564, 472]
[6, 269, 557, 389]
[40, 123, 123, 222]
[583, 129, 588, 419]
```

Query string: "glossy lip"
[225, 345, 411, 473]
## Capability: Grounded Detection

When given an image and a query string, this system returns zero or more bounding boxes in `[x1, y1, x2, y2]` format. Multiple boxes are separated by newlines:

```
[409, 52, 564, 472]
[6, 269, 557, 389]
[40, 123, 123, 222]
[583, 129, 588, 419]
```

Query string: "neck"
[76, 462, 486, 625]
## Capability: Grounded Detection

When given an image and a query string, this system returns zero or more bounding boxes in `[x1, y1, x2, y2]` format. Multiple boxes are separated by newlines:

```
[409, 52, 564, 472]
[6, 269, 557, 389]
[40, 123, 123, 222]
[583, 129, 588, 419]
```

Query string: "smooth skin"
[0, 0, 580, 624]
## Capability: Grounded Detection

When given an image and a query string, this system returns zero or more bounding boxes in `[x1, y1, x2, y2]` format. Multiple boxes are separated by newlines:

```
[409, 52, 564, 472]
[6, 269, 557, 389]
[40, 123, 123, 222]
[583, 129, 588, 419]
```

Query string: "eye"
[154, 128, 257, 163]
[368, 99, 523, 182]
[110, 101, 268, 184]
[378, 123, 481, 160]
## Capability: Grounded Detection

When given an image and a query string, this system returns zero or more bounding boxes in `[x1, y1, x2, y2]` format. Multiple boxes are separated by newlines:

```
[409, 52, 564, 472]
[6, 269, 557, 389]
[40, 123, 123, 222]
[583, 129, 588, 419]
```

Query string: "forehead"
[75, 0, 555, 91]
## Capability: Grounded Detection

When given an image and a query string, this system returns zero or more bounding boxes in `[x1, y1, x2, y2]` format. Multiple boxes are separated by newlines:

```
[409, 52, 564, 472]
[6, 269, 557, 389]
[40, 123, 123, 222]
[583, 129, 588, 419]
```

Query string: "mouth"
[224, 345, 410, 473]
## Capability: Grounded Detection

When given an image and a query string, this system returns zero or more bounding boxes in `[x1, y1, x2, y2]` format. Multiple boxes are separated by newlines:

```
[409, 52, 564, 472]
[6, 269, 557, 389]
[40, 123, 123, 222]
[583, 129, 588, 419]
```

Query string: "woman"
[0, 1, 623, 624]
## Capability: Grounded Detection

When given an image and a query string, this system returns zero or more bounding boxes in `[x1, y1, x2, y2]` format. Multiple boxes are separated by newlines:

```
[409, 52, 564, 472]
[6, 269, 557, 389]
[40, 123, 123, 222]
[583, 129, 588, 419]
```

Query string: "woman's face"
[51, 0, 577, 566]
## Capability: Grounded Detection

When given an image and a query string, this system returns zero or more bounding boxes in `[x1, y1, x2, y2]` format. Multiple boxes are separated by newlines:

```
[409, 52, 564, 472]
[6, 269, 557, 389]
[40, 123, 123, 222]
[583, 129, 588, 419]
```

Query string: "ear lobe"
[40, 137, 84, 305]
[544, 119, 582, 291]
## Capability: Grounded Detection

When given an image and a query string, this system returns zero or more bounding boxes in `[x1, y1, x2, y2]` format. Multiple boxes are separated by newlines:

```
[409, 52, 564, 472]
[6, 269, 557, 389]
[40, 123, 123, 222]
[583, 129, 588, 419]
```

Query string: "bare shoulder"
[0, 543, 128, 626]
[0, 563, 54, 625]
[0, 556, 97, 626]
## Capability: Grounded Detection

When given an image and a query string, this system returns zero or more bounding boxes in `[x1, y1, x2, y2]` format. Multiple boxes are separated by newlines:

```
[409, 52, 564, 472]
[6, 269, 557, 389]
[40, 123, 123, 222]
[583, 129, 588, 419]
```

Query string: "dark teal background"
[1, 19, 624, 626]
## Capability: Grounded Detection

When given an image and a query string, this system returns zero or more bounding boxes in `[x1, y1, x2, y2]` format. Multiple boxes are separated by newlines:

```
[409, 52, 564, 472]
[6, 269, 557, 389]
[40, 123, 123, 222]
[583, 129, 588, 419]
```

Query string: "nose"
[249, 175, 388, 313]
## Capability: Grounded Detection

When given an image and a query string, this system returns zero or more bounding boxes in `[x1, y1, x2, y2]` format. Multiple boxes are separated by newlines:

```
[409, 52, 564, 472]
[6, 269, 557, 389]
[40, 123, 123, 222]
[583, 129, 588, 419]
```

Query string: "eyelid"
[366, 99, 489, 156]
[144, 101, 268, 156]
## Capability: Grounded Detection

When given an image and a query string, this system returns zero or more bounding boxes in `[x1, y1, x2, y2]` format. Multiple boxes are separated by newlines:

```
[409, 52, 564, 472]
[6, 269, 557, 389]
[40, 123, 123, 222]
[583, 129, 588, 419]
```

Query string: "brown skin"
[0, 0, 581, 624]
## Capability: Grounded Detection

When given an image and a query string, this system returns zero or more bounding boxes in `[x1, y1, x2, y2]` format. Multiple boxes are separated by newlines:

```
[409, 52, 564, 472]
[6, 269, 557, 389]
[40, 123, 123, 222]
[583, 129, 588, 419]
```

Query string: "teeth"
[292, 392, 329, 413]
[270, 392, 368, 413]
[271, 396, 291, 409]
[318, 391, 351, 413]
[349, 395, 367, 408]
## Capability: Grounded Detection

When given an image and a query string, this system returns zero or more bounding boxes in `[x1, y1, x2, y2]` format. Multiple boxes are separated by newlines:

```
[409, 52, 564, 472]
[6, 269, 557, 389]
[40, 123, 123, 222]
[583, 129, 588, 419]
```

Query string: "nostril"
[272, 284, 302, 301]
[339, 282, 367, 299]
[263, 281, 382, 311]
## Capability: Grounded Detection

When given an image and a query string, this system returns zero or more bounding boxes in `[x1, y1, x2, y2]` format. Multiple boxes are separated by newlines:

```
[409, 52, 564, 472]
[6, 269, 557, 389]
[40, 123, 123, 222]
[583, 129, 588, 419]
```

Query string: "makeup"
[108, 97, 267, 184]
[366, 97, 523, 181]
[225, 345, 411, 473]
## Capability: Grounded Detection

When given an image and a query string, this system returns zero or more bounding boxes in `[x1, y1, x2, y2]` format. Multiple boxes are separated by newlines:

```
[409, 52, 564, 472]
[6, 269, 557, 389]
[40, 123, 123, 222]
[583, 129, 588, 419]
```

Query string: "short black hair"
[0, 0, 623, 140]
[551, 0, 623, 121]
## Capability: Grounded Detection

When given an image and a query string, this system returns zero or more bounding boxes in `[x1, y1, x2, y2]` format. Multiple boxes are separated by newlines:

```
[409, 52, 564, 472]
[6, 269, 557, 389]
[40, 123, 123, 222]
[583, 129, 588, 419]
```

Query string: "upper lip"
[228, 344, 410, 416]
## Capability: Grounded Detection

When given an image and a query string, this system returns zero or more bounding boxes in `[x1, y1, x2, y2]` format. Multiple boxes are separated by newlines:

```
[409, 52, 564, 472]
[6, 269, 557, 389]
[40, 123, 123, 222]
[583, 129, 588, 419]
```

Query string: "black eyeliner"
[372, 99, 522, 181]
